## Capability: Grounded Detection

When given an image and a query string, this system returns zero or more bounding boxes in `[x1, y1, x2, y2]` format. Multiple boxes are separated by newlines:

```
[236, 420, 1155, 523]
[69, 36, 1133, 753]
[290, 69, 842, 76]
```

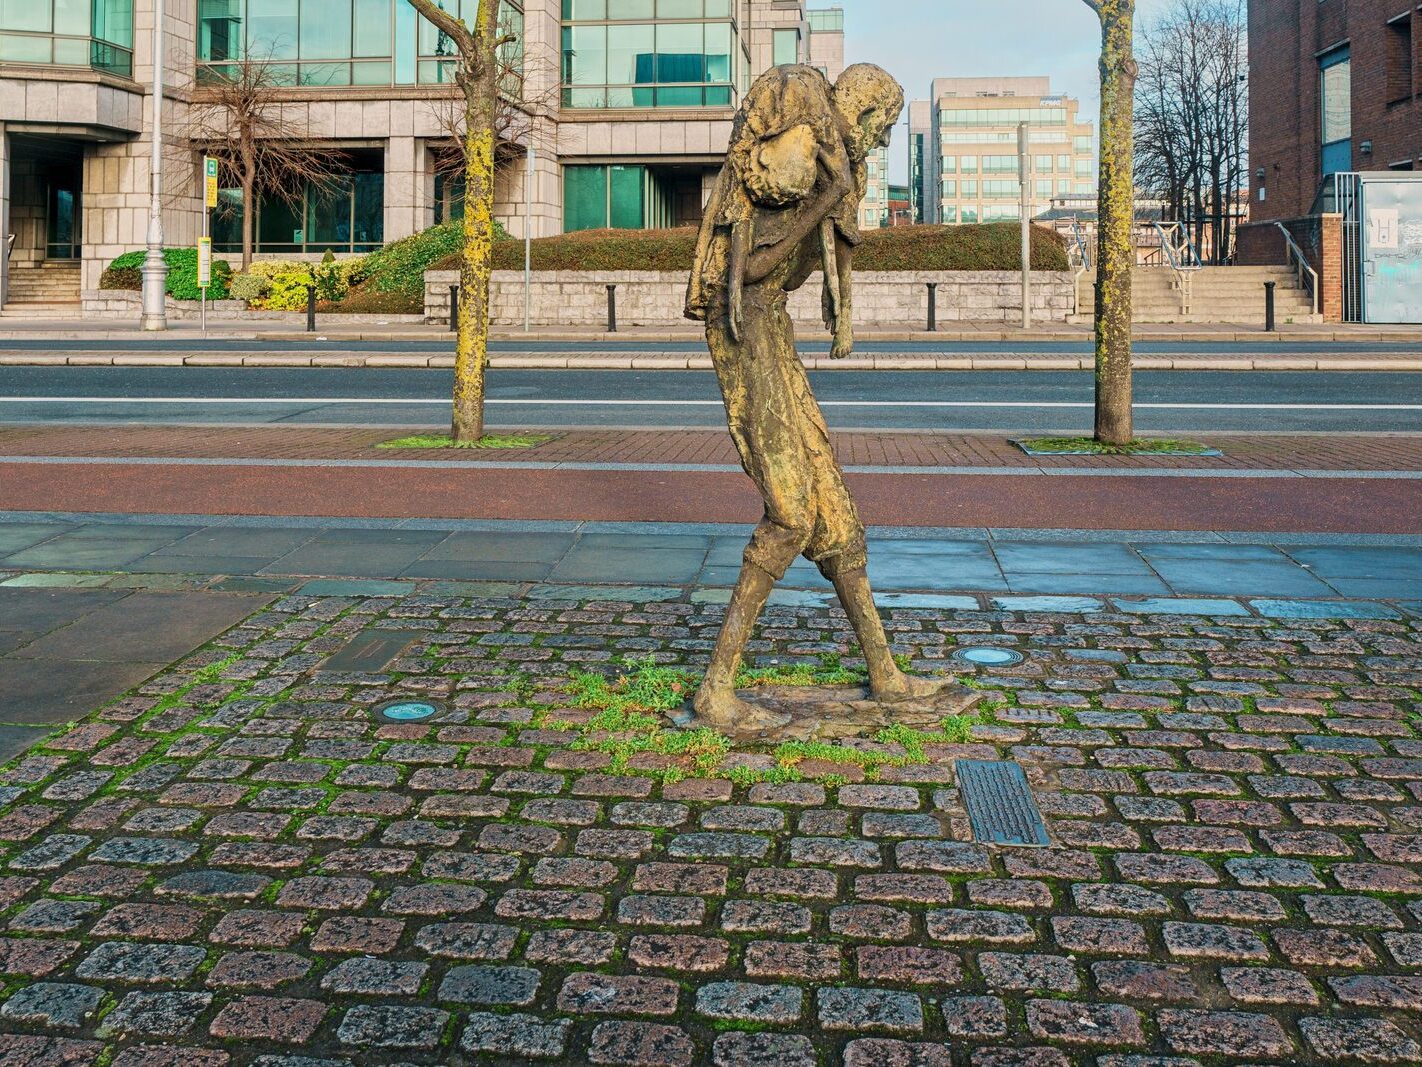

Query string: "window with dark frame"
[1386, 11, 1414, 104]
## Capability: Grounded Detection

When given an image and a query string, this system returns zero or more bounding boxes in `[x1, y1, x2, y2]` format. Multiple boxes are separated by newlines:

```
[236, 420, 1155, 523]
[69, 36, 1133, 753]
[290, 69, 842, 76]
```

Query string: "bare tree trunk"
[453, 79, 497, 444]
[1089, 0, 1137, 445]
[407, 0, 501, 446]
[241, 172, 255, 273]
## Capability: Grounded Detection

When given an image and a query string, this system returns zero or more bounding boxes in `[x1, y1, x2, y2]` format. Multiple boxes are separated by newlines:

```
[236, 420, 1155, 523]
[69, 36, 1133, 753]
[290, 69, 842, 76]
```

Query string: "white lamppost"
[140, 0, 168, 330]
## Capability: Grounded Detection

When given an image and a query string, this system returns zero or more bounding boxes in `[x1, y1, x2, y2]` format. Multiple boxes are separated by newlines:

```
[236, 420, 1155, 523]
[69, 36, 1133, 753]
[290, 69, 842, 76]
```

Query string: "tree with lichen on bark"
[1082, 0, 1138, 445]
[406, 0, 513, 444]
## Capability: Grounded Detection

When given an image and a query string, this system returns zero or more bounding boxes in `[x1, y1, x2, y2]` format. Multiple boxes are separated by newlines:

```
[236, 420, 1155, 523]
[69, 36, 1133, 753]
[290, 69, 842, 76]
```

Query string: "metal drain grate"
[956, 759, 1051, 847]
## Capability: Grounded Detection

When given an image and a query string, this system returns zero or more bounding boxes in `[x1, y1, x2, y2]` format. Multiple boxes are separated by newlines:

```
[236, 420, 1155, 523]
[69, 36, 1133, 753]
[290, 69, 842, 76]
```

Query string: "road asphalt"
[2, 367, 1422, 432]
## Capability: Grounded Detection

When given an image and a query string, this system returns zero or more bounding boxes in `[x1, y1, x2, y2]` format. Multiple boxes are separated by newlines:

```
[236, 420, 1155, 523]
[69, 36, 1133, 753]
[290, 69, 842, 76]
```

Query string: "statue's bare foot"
[692, 686, 791, 734]
[871, 670, 954, 704]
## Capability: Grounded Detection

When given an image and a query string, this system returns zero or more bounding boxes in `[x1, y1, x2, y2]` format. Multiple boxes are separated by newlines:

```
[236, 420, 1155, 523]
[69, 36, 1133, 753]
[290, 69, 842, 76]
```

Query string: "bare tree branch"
[405, 0, 476, 59]
[186, 57, 345, 270]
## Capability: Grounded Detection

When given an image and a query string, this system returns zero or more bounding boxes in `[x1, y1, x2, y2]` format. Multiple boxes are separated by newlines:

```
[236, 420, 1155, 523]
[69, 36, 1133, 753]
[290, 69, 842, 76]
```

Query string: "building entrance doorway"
[46, 177, 81, 260]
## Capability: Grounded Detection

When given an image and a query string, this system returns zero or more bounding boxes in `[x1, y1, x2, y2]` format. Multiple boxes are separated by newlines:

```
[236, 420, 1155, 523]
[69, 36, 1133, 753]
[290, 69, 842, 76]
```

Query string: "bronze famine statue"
[685, 63, 954, 734]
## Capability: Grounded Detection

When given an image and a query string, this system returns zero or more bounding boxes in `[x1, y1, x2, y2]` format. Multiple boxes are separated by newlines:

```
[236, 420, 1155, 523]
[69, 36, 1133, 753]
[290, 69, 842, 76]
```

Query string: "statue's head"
[833, 64, 905, 162]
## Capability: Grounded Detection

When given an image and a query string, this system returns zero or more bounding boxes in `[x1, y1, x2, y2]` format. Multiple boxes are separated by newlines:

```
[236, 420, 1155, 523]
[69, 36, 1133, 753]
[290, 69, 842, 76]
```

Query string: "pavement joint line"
[7, 395, 1422, 412]
[4, 509, 1422, 547]
[0, 565, 1410, 620]
[4, 455, 1422, 480]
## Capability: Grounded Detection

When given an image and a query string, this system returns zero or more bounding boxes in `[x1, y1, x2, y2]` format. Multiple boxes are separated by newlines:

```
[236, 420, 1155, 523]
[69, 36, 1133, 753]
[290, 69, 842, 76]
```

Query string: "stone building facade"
[1248, 0, 1422, 220]
[1, 0, 847, 312]
[911, 76, 1095, 227]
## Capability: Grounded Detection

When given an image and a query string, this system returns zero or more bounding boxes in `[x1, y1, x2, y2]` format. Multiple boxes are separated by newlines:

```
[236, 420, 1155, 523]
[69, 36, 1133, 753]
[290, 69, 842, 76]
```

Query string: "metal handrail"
[1070, 220, 1091, 272]
[1273, 222, 1320, 318]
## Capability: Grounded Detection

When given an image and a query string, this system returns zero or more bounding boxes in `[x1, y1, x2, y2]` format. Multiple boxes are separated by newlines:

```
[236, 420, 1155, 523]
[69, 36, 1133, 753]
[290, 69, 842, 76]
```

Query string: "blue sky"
[836, 0, 1172, 181]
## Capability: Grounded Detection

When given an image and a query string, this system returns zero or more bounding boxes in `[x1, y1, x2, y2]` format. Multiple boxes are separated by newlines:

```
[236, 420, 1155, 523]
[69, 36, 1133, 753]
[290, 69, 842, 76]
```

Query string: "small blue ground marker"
[375, 700, 441, 723]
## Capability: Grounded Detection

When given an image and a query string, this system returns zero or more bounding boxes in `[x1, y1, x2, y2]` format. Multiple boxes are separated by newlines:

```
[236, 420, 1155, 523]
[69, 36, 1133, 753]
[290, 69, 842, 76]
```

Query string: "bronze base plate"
[673, 681, 984, 743]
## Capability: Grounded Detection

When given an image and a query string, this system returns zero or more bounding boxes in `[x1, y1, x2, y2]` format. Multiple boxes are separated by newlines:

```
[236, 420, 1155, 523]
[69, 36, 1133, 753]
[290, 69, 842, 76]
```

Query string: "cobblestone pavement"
[0, 591, 1419, 1066]
[5, 426, 1422, 472]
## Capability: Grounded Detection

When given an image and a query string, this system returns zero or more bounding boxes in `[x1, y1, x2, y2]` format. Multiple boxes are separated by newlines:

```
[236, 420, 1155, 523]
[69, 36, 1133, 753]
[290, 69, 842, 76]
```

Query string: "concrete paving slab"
[1286, 546, 1422, 579]
[551, 548, 707, 584]
[124, 555, 274, 576]
[0, 588, 128, 632]
[1250, 599, 1402, 620]
[8, 592, 261, 665]
[1, 539, 172, 570]
[262, 543, 433, 578]
[151, 528, 317, 557]
[399, 560, 556, 582]
[62, 524, 201, 541]
[1112, 597, 1252, 616]
[1137, 542, 1294, 562]
[525, 584, 682, 601]
[990, 596, 1105, 613]
[0, 572, 115, 588]
[0, 524, 72, 554]
[418, 532, 577, 563]
[1144, 559, 1338, 598]
[295, 579, 416, 597]
[992, 542, 1156, 575]
[0, 724, 49, 761]
[1007, 573, 1172, 596]
[307, 528, 450, 548]
[1320, 578, 1422, 599]
[0, 659, 166, 724]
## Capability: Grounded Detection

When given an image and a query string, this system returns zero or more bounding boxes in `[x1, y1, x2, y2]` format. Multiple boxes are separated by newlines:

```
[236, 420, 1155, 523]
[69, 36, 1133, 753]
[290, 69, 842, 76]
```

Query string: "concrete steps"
[1074, 266, 1317, 324]
[3, 263, 82, 318]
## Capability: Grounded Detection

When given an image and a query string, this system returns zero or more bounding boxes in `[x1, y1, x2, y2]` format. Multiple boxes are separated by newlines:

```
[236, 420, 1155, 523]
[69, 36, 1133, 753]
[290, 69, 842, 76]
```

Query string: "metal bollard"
[449, 284, 459, 332]
[606, 284, 618, 333]
[1264, 281, 1276, 332]
[306, 285, 317, 332]
[926, 282, 938, 332]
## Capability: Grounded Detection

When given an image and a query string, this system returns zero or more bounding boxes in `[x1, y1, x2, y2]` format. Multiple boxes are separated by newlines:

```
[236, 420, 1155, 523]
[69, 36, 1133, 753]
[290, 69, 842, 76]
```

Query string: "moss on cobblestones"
[1, 589, 1418, 1065]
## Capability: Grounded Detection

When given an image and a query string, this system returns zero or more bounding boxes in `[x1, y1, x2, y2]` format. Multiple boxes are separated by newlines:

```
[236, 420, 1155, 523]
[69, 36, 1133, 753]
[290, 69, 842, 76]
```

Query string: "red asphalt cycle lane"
[2, 461, 1419, 534]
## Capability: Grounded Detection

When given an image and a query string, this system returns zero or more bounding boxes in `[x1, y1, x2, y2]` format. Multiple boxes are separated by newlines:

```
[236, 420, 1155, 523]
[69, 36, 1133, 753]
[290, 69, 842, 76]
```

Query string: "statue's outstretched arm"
[728, 219, 750, 343]
[830, 229, 854, 359]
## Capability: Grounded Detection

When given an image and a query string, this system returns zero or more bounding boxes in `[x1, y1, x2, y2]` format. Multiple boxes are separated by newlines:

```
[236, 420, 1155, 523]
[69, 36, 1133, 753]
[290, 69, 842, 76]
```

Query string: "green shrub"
[429, 223, 1069, 274]
[323, 288, 422, 315]
[326, 218, 504, 313]
[258, 263, 317, 311]
[100, 248, 233, 300]
[227, 273, 271, 304]
[315, 250, 343, 302]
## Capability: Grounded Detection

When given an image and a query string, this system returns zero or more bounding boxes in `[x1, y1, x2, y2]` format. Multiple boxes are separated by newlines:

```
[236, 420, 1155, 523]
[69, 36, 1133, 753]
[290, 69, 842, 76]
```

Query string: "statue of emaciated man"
[685, 63, 952, 733]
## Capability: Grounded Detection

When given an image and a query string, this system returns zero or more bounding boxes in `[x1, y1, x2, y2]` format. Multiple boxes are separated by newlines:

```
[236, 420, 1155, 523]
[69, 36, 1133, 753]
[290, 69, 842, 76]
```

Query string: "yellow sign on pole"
[197, 237, 213, 288]
[204, 156, 219, 208]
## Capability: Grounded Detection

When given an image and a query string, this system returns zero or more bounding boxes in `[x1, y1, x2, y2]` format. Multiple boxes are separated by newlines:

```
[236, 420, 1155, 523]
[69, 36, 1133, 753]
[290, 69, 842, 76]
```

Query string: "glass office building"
[560, 0, 737, 109]
[0, 0, 134, 76]
[197, 0, 523, 87]
[923, 77, 1096, 225]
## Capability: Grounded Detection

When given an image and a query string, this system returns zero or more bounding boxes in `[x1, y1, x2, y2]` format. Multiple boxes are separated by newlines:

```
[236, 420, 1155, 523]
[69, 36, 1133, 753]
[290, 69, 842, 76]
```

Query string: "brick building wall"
[1249, 0, 1422, 221]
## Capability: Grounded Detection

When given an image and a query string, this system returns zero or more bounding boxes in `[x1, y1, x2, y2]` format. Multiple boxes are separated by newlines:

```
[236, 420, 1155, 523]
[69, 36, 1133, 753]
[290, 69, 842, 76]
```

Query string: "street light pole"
[140, 0, 168, 331]
[1018, 121, 1032, 330]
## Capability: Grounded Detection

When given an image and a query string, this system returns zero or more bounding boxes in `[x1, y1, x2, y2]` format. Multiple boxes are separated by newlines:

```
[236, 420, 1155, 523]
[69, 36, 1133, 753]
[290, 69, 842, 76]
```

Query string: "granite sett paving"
[0, 589, 1417, 1065]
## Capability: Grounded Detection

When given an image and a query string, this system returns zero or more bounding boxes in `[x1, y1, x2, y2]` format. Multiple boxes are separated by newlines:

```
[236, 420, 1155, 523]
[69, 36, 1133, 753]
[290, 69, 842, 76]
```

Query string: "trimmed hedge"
[431, 223, 1069, 274]
[100, 248, 233, 301]
[354, 218, 510, 297]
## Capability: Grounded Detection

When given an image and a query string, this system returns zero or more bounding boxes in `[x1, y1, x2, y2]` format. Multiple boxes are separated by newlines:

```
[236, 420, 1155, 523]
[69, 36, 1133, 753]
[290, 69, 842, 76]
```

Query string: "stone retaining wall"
[82, 289, 425, 324]
[425, 270, 1077, 328]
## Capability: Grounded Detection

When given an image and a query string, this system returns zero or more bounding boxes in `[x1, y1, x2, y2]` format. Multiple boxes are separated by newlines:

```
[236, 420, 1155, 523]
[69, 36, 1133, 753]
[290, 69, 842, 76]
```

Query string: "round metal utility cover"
[952, 647, 1025, 667]
[374, 699, 443, 723]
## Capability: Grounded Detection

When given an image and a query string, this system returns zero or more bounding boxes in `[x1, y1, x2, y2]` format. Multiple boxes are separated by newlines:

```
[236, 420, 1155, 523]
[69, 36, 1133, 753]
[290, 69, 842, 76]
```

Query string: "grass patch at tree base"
[546, 655, 988, 784]
[376, 433, 552, 450]
[1016, 437, 1220, 457]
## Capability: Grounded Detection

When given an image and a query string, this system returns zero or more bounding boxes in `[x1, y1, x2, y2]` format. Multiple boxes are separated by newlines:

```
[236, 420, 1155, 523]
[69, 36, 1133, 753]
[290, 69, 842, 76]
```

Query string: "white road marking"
[2, 397, 1422, 411]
